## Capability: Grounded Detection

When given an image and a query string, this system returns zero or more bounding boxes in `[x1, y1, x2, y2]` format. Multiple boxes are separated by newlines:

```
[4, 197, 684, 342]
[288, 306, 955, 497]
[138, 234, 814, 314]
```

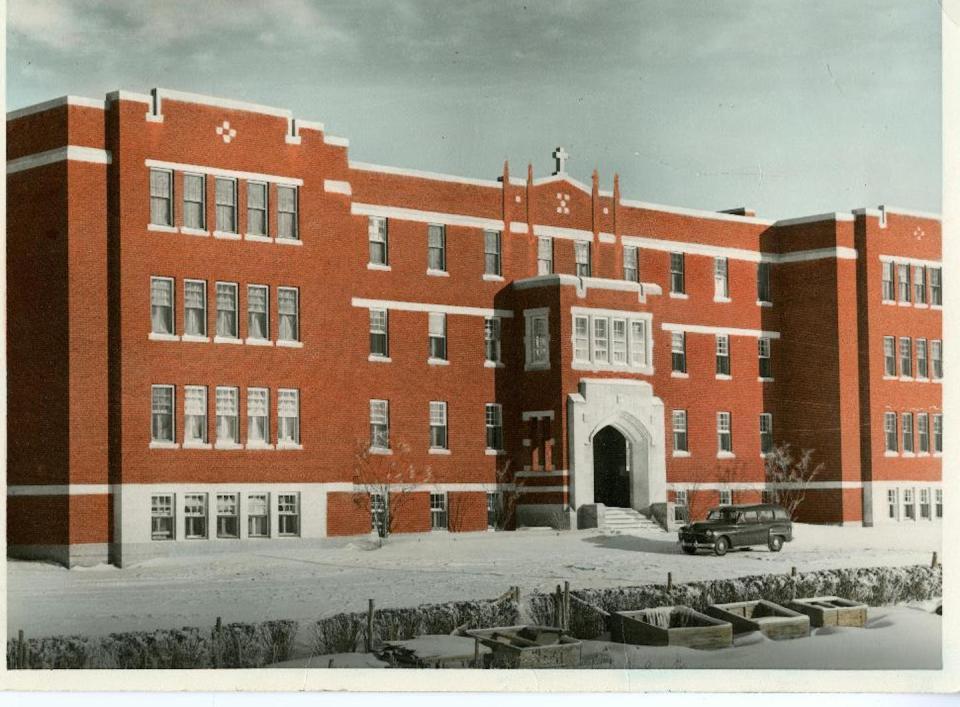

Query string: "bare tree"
[352, 440, 431, 543]
[491, 459, 518, 530]
[681, 461, 742, 522]
[763, 443, 825, 519]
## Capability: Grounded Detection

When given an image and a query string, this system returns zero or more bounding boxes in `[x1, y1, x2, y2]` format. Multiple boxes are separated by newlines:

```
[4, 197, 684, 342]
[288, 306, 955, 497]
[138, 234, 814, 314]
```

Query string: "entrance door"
[593, 426, 630, 508]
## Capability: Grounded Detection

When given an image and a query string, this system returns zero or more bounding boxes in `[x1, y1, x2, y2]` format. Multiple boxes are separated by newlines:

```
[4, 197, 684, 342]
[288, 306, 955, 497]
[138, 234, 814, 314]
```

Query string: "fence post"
[17, 630, 24, 670]
[474, 638, 481, 668]
[667, 572, 673, 592]
[932, 551, 938, 568]
[790, 566, 797, 600]
[563, 582, 570, 631]
[365, 599, 375, 653]
[215, 616, 222, 633]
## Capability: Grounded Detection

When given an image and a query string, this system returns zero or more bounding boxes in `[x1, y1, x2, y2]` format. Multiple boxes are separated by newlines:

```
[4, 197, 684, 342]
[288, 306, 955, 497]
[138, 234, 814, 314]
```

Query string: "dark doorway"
[593, 426, 630, 508]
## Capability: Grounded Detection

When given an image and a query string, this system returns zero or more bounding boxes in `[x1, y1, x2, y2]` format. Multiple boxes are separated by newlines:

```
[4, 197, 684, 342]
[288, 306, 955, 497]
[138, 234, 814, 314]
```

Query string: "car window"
[758, 509, 774, 522]
[773, 508, 789, 520]
[739, 510, 758, 523]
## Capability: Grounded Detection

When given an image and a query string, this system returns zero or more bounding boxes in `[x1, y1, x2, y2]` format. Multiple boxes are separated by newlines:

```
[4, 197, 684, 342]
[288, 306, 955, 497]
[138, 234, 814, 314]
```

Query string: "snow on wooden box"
[609, 606, 733, 650]
[787, 596, 868, 628]
[704, 599, 810, 640]
[465, 625, 581, 668]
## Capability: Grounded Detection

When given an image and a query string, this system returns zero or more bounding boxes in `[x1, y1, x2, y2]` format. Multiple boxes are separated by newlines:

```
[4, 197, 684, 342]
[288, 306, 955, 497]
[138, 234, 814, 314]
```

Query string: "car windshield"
[706, 508, 738, 522]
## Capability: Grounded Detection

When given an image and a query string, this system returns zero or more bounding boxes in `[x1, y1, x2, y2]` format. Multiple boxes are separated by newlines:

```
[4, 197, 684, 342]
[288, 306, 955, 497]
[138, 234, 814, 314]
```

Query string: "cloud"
[8, 0, 100, 49]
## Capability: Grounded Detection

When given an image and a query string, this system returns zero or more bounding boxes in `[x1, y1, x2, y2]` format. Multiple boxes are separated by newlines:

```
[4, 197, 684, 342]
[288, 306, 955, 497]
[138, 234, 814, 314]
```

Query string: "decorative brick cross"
[216, 120, 237, 144]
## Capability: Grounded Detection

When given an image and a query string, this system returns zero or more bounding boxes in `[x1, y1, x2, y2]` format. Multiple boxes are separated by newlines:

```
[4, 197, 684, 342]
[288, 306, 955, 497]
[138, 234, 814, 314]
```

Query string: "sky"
[5, 0, 942, 219]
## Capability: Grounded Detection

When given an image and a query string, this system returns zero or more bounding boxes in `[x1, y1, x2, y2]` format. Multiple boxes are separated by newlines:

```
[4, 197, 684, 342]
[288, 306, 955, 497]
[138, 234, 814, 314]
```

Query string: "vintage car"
[677, 503, 793, 556]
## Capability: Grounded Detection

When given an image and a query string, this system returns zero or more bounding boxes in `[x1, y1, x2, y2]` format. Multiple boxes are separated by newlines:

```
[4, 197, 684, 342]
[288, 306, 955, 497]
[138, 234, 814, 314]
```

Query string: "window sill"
[483, 274, 505, 282]
[429, 448, 452, 455]
[899, 376, 914, 382]
[275, 237, 302, 246]
[884, 451, 899, 457]
[183, 442, 212, 450]
[716, 452, 736, 460]
[918, 452, 930, 457]
[277, 442, 303, 450]
[897, 301, 912, 307]
[368, 447, 393, 455]
[672, 451, 691, 458]
[931, 304, 942, 311]
[214, 442, 243, 450]
[484, 360, 505, 369]
[756, 301, 773, 308]
[713, 296, 732, 304]
[426, 268, 450, 278]
[147, 223, 178, 233]
[915, 303, 929, 309]
[428, 358, 450, 366]
[181, 334, 210, 343]
[213, 230, 241, 240]
[881, 299, 895, 306]
[524, 363, 551, 372]
[882, 375, 897, 381]
[368, 354, 392, 363]
[180, 226, 210, 237]
[244, 233, 273, 243]
[715, 374, 732, 380]
[933, 378, 942, 384]
[148, 332, 180, 342]
[916, 376, 929, 383]
[367, 263, 391, 271]
[276, 340, 303, 348]
[933, 452, 942, 458]
[149, 441, 179, 450]
[213, 336, 243, 345]
[246, 442, 275, 450]
[245, 338, 273, 347]
[671, 371, 689, 379]
[669, 292, 688, 300]
[485, 449, 506, 456]
[902, 452, 916, 458]
[757, 377, 775, 383]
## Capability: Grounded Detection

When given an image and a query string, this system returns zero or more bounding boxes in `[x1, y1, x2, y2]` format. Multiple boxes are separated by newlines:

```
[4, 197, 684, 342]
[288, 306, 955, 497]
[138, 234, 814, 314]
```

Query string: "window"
[428, 312, 447, 361]
[370, 309, 389, 358]
[247, 285, 269, 341]
[920, 488, 931, 520]
[277, 185, 298, 240]
[903, 414, 913, 456]
[278, 493, 300, 536]
[757, 262, 771, 303]
[903, 488, 916, 520]
[370, 399, 389, 450]
[429, 401, 448, 450]
[758, 338, 772, 378]
[719, 489, 732, 506]
[670, 253, 685, 294]
[884, 412, 898, 453]
[629, 321, 647, 367]
[150, 277, 175, 335]
[371, 492, 387, 537]
[932, 340, 942, 380]
[151, 385, 175, 444]
[216, 386, 240, 446]
[933, 414, 943, 453]
[883, 336, 896, 377]
[184, 280, 207, 337]
[714, 257, 729, 299]
[717, 412, 732, 454]
[918, 413, 929, 453]
[611, 319, 628, 365]
[574, 241, 591, 277]
[484, 317, 501, 364]
[537, 237, 553, 275]
[215, 177, 237, 233]
[216, 282, 239, 339]
[184, 493, 208, 539]
[716, 335, 730, 376]
[151, 494, 175, 540]
[759, 413, 773, 454]
[935, 489, 943, 518]
[671, 332, 686, 373]
[184, 386, 207, 446]
[486, 403, 503, 451]
[247, 388, 270, 447]
[430, 492, 448, 530]
[917, 339, 928, 378]
[675, 490, 688, 509]
[525, 311, 550, 368]
[887, 489, 898, 519]
[913, 265, 926, 304]
[484, 230, 501, 276]
[216, 493, 240, 539]
[930, 267, 942, 306]
[881, 262, 895, 301]
[593, 318, 609, 364]
[428, 224, 446, 271]
[487, 492, 499, 529]
[623, 246, 639, 282]
[369, 216, 388, 265]
[672, 410, 688, 452]
[149, 169, 173, 227]
[183, 173, 205, 230]
[897, 263, 910, 303]
[899, 337, 912, 377]
[278, 389, 300, 446]
[247, 493, 269, 537]
[247, 182, 268, 236]
[573, 316, 589, 362]
[278, 287, 299, 343]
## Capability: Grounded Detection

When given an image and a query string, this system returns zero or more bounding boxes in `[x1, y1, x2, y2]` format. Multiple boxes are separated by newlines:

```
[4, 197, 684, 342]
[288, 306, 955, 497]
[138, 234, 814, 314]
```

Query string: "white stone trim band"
[7, 95, 106, 120]
[351, 297, 514, 318]
[352, 202, 504, 232]
[349, 161, 503, 189]
[661, 322, 781, 339]
[324, 179, 352, 196]
[8, 146, 112, 174]
[9, 481, 510, 497]
[667, 481, 864, 491]
[145, 159, 303, 186]
[879, 254, 942, 269]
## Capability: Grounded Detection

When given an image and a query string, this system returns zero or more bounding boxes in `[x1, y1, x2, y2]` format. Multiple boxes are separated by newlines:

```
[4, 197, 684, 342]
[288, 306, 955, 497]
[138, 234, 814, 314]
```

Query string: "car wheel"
[768, 535, 784, 552]
[713, 536, 729, 556]
[681, 546, 697, 555]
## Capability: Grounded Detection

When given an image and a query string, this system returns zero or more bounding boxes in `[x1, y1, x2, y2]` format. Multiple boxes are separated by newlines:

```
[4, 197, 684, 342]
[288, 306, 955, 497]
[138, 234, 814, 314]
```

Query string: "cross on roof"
[553, 146, 569, 175]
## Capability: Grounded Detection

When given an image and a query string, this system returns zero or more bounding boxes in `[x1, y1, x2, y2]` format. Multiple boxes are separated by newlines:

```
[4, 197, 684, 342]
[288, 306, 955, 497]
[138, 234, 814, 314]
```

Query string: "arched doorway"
[593, 426, 631, 508]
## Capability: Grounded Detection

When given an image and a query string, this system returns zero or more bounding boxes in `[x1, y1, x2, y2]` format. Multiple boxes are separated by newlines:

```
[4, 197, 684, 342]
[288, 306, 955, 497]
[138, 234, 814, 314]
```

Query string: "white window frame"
[881, 261, 895, 302]
[714, 257, 729, 300]
[484, 317, 502, 365]
[623, 246, 639, 282]
[151, 384, 176, 447]
[887, 488, 899, 520]
[913, 265, 926, 305]
[897, 263, 911, 303]
[918, 412, 929, 453]
[278, 388, 301, 448]
[429, 401, 448, 451]
[717, 412, 733, 456]
[246, 181, 268, 237]
[215, 281, 239, 341]
[903, 488, 916, 520]
[183, 172, 206, 231]
[524, 308, 550, 370]
[935, 489, 943, 518]
[574, 240, 591, 277]
[930, 267, 942, 306]
[215, 176, 238, 235]
[247, 493, 270, 537]
[934, 414, 943, 453]
[902, 412, 914, 454]
[672, 409, 688, 453]
[899, 337, 912, 378]
[570, 308, 652, 374]
[611, 318, 628, 365]
[247, 387, 271, 449]
[670, 252, 685, 295]
[370, 492, 388, 537]
[671, 331, 686, 374]
[883, 336, 896, 377]
[932, 340, 943, 380]
[184, 279, 207, 339]
[430, 492, 448, 530]
[719, 489, 733, 506]
[757, 262, 772, 304]
[593, 317, 609, 364]
[277, 493, 300, 536]
[278, 287, 300, 344]
[916, 338, 928, 379]
[216, 492, 240, 539]
[428, 312, 447, 362]
[183, 493, 208, 539]
[215, 386, 240, 449]
[370, 308, 389, 359]
[277, 185, 299, 240]
[149, 168, 173, 227]
[675, 490, 688, 508]
[716, 334, 731, 377]
[183, 385, 208, 448]
[369, 216, 388, 266]
[537, 236, 553, 275]
[884, 412, 898, 453]
[427, 223, 446, 272]
[150, 276, 176, 337]
[151, 494, 175, 540]
[485, 403, 503, 452]
[246, 284, 270, 343]
[759, 413, 773, 455]
[758, 337, 772, 379]
[370, 399, 390, 451]
[484, 230, 502, 276]
[919, 488, 931, 520]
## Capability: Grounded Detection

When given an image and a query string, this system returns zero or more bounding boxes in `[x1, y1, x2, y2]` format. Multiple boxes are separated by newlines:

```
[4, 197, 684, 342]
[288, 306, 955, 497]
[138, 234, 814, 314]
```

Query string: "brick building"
[6, 89, 942, 567]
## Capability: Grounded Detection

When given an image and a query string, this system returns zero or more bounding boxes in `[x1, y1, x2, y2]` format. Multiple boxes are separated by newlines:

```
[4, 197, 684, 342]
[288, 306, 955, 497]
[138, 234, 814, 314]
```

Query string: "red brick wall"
[326, 492, 372, 537]
[448, 491, 488, 532]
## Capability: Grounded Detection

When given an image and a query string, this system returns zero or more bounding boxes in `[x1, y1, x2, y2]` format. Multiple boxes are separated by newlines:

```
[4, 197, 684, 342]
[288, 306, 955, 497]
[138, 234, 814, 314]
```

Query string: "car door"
[738, 510, 762, 545]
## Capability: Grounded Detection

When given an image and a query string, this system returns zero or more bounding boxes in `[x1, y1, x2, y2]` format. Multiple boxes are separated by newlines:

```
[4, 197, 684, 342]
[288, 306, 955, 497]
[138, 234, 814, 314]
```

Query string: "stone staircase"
[602, 507, 665, 533]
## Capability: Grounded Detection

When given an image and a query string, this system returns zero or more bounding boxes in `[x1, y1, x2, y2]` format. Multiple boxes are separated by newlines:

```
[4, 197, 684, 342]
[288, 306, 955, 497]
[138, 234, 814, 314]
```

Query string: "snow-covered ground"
[7, 522, 941, 639]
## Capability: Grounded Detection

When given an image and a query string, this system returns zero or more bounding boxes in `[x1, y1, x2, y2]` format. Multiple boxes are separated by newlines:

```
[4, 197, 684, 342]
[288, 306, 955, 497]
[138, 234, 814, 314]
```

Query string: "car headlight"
[704, 529, 714, 538]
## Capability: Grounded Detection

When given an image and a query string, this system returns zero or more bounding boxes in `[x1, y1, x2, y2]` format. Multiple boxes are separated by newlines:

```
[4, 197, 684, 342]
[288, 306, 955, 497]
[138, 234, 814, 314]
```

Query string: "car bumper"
[678, 537, 715, 549]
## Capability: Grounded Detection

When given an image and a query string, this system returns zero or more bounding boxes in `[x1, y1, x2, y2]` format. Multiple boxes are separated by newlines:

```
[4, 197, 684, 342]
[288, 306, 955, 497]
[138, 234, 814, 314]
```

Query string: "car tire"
[768, 535, 784, 552]
[713, 536, 729, 556]
[681, 546, 697, 555]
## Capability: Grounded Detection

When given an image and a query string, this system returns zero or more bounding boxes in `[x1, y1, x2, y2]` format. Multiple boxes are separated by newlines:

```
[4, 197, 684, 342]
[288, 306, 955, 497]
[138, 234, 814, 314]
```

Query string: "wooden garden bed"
[465, 625, 581, 668]
[787, 596, 868, 628]
[705, 600, 810, 640]
[609, 606, 733, 650]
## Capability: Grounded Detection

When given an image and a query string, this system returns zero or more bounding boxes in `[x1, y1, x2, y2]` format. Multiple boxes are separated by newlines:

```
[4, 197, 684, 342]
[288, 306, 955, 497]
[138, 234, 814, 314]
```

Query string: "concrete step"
[602, 507, 667, 532]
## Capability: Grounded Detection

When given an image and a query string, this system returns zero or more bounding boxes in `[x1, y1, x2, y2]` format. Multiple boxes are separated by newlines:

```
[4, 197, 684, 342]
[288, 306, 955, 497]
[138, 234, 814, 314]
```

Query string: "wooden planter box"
[787, 596, 868, 628]
[609, 606, 733, 650]
[465, 625, 581, 669]
[705, 600, 810, 640]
